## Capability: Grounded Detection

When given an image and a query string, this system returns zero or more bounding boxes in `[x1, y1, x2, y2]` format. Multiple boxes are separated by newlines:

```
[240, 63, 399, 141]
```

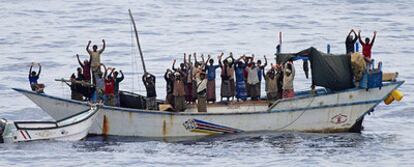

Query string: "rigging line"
[276, 95, 317, 131]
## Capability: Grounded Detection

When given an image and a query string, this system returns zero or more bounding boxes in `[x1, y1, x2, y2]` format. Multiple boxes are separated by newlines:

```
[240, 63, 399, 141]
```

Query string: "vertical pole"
[128, 9, 147, 73]
[327, 44, 331, 54]
[279, 32, 282, 52]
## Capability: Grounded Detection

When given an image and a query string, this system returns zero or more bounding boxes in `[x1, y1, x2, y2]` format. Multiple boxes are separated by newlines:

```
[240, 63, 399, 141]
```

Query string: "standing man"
[28, 62, 44, 93]
[234, 55, 248, 101]
[76, 54, 92, 83]
[195, 71, 208, 112]
[358, 30, 377, 63]
[164, 69, 175, 105]
[113, 70, 124, 106]
[256, 56, 267, 99]
[264, 68, 278, 105]
[246, 60, 260, 100]
[346, 29, 358, 54]
[206, 54, 221, 103]
[143, 72, 157, 110]
[104, 67, 115, 106]
[173, 72, 186, 111]
[86, 39, 106, 84]
[282, 62, 295, 98]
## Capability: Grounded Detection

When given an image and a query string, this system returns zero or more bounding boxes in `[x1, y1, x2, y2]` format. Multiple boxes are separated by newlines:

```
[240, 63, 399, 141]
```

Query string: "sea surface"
[0, 0, 413, 166]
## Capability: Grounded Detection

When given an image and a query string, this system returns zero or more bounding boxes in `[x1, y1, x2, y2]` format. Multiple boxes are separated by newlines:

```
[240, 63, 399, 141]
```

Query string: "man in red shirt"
[358, 30, 377, 63]
[104, 68, 115, 106]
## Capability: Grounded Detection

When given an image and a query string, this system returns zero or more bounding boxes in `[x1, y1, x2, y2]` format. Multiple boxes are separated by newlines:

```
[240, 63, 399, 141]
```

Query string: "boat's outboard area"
[0, 118, 7, 143]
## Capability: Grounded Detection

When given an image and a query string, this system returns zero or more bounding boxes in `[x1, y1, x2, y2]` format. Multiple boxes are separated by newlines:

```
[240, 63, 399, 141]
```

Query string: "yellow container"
[384, 94, 394, 105]
[391, 90, 404, 101]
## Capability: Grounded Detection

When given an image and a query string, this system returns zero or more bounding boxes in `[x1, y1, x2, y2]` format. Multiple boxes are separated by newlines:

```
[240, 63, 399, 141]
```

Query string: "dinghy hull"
[1, 107, 99, 143]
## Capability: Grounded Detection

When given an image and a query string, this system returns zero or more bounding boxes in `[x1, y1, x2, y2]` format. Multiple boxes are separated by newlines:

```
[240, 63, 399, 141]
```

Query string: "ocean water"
[1, 0, 413, 166]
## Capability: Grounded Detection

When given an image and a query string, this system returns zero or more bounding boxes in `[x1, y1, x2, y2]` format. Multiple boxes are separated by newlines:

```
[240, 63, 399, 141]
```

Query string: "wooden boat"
[0, 106, 99, 143]
[11, 80, 404, 138]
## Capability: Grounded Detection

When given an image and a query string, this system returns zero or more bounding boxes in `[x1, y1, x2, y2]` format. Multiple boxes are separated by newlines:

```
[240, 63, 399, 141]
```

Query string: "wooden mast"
[128, 9, 147, 73]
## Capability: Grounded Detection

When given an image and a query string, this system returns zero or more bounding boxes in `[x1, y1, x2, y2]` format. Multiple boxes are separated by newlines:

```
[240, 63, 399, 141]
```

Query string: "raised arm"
[101, 64, 107, 78]
[108, 68, 115, 79]
[371, 31, 377, 45]
[119, 70, 124, 81]
[29, 64, 33, 77]
[193, 53, 197, 65]
[76, 54, 84, 67]
[99, 39, 106, 53]
[142, 74, 147, 85]
[352, 30, 358, 42]
[172, 59, 177, 71]
[164, 70, 169, 80]
[86, 40, 91, 53]
[263, 55, 268, 67]
[358, 30, 364, 45]
[218, 53, 223, 68]
[37, 63, 42, 77]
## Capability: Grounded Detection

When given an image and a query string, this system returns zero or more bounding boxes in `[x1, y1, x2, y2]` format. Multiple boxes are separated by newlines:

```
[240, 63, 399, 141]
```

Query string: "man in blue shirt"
[206, 54, 221, 103]
[28, 63, 44, 93]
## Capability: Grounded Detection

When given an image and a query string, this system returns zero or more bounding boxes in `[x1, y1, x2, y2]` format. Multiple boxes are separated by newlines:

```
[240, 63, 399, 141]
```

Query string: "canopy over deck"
[276, 47, 354, 91]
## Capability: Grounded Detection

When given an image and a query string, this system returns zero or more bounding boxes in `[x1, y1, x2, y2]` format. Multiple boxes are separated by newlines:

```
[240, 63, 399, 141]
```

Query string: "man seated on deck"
[86, 39, 106, 85]
[358, 30, 377, 64]
[143, 72, 157, 110]
[345, 29, 358, 54]
[67, 73, 83, 100]
[28, 62, 44, 93]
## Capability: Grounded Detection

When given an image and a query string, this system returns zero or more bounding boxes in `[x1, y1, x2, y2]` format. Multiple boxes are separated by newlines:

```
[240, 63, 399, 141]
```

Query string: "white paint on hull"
[12, 81, 403, 138]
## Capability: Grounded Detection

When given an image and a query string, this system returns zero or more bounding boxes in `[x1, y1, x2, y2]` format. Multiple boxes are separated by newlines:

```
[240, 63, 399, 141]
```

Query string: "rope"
[275, 95, 316, 130]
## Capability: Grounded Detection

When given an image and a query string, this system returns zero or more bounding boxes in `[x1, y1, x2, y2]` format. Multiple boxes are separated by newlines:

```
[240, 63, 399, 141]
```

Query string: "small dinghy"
[0, 106, 99, 143]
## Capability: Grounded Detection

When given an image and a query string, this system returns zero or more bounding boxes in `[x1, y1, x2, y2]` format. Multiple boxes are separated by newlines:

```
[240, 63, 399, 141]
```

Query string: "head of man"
[77, 67, 82, 74]
[31, 71, 37, 77]
[146, 74, 154, 84]
[180, 63, 185, 69]
[365, 37, 370, 44]
[92, 45, 98, 52]
[209, 59, 214, 65]
[194, 62, 200, 68]
[347, 35, 353, 41]
[268, 70, 275, 79]
[84, 59, 89, 65]
[200, 72, 206, 80]
[175, 73, 181, 80]
[257, 60, 262, 66]
[113, 71, 119, 78]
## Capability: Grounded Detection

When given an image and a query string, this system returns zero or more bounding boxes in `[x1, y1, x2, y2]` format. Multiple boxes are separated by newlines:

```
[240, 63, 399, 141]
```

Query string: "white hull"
[12, 81, 403, 138]
[1, 107, 99, 143]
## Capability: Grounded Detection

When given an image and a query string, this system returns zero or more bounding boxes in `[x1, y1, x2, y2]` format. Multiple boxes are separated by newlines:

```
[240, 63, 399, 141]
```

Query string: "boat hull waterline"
[12, 81, 403, 138]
